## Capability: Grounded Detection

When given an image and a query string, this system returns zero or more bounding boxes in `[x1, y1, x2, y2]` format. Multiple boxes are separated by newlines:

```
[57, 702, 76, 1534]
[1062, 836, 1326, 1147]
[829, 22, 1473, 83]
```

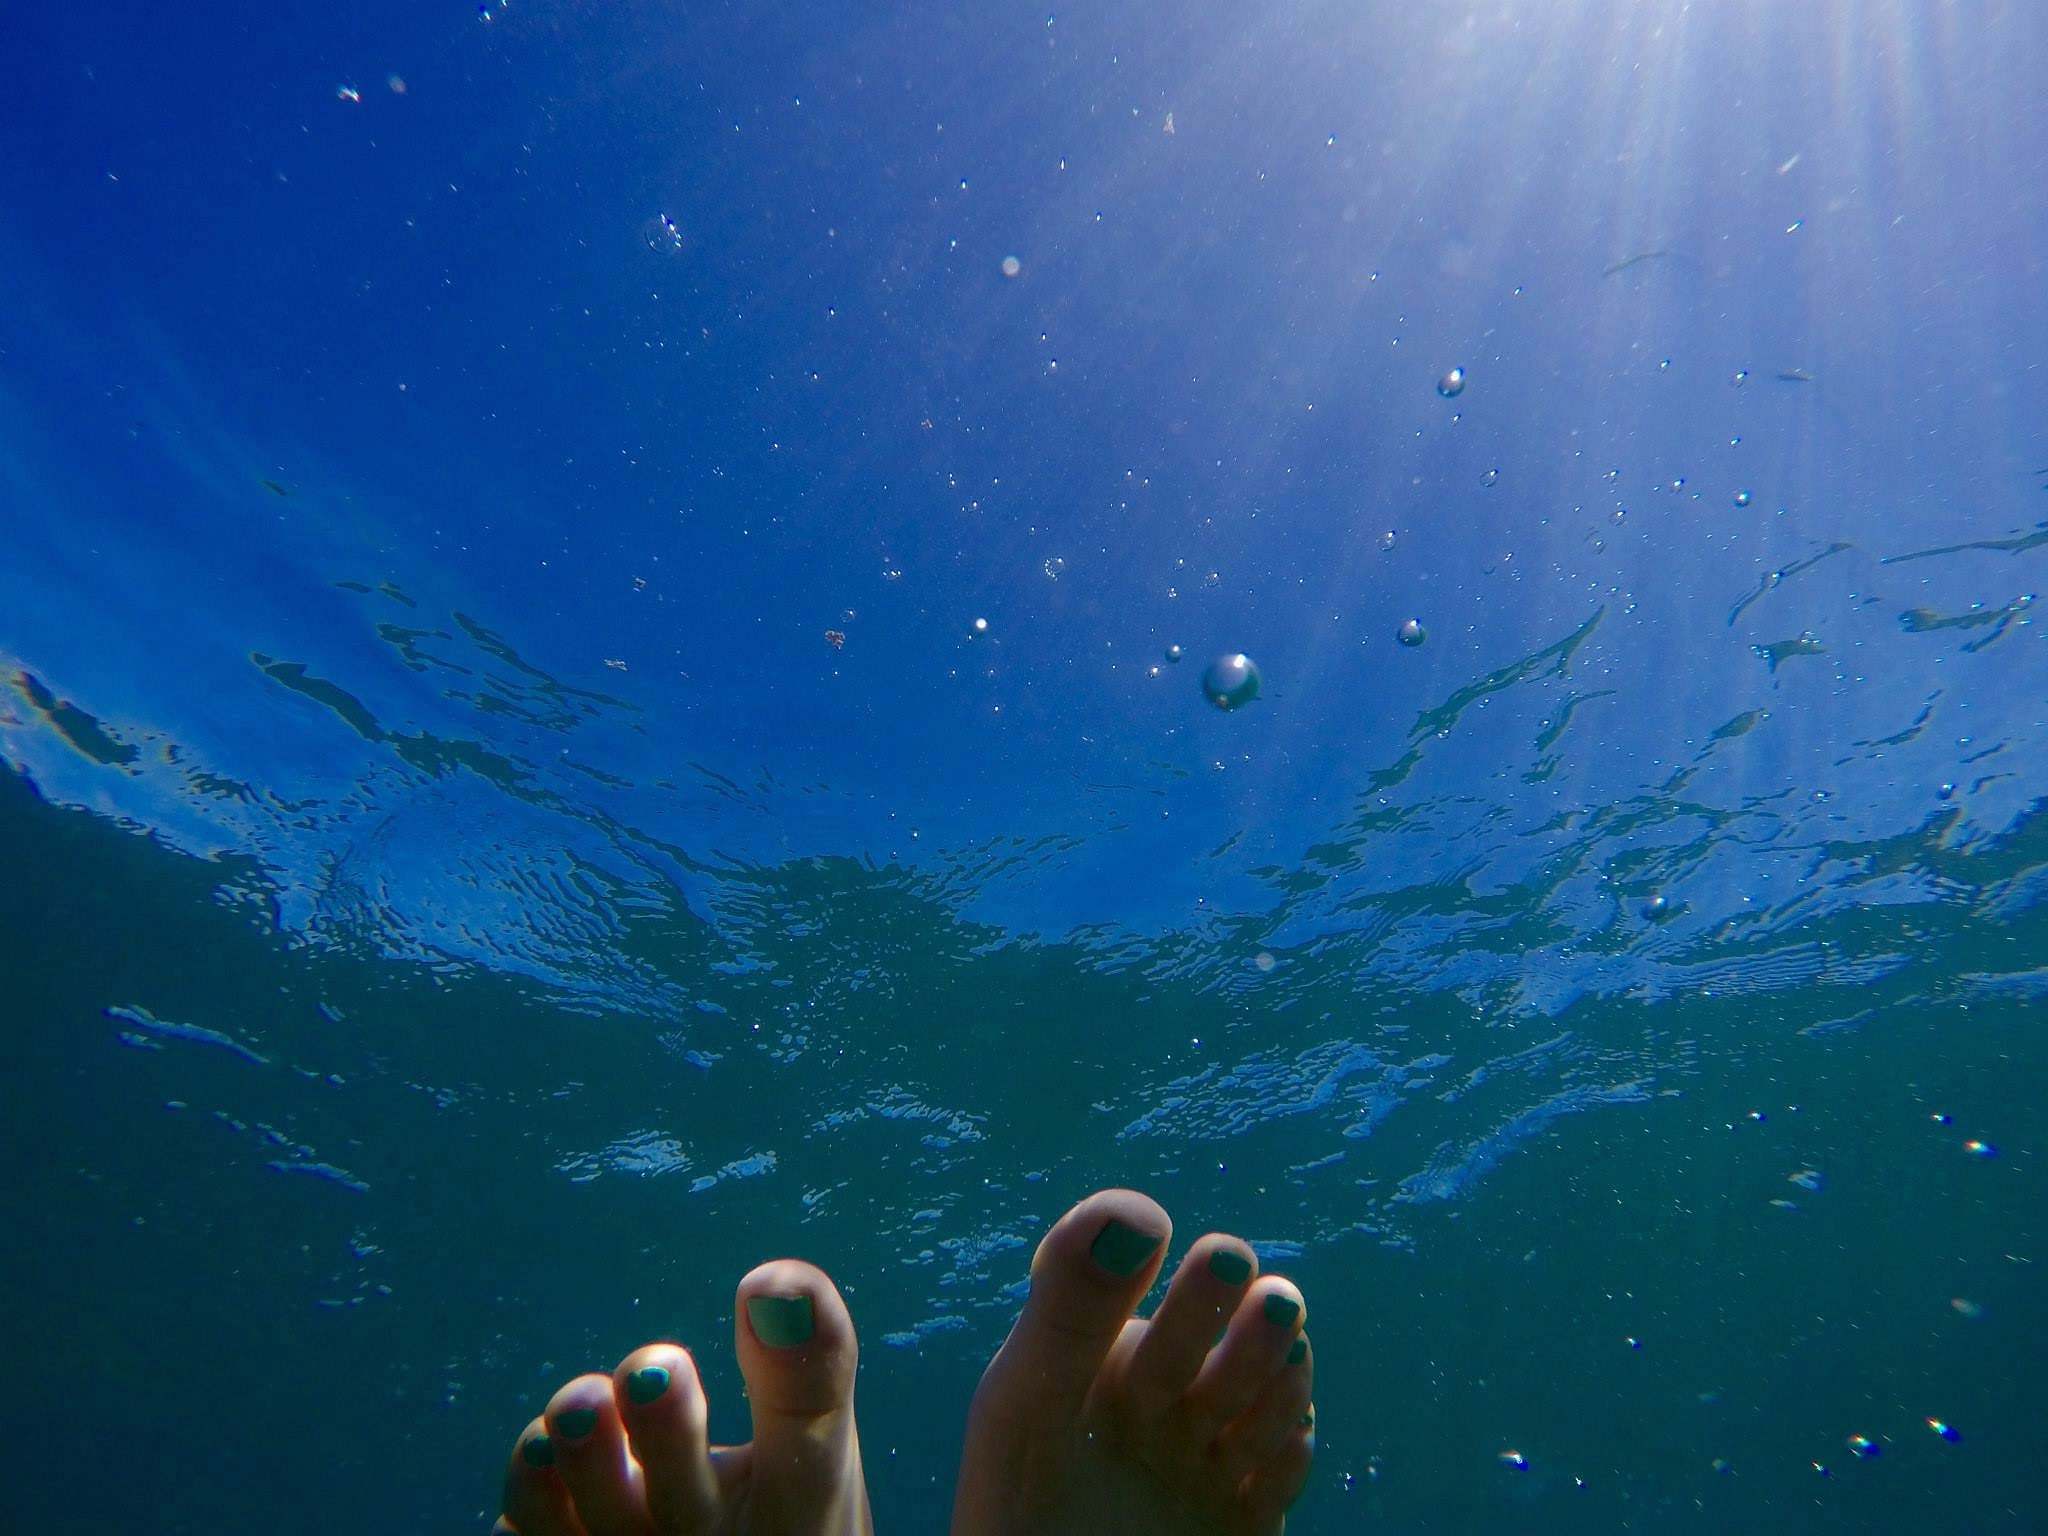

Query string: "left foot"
[494, 1260, 872, 1536]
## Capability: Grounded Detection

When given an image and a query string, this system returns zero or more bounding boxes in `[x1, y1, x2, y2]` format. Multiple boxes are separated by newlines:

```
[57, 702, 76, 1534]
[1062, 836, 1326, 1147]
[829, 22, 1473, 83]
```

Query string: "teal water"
[4, 0, 2047, 1530]
[4, 694, 2042, 1531]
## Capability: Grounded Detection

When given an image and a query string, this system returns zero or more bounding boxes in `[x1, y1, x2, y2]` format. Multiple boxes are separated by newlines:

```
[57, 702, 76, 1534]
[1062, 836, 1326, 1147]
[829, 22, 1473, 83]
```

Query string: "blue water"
[4, 2, 2045, 1531]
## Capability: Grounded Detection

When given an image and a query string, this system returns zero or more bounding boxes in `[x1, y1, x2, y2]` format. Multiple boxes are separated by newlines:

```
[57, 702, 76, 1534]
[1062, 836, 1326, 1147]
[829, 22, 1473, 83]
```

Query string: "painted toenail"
[626, 1365, 671, 1404]
[521, 1433, 556, 1469]
[1262, 1293, 1301, 1328]
[1090, 1218, 1164, 1277]
[1207, 1249, 1252, 1286]
[1287, 1337, 1308, 1365]
[1299, 1410, 1315, 1427]
[554, 1407, 599, 1441]
[747, 1293, 815, 1347]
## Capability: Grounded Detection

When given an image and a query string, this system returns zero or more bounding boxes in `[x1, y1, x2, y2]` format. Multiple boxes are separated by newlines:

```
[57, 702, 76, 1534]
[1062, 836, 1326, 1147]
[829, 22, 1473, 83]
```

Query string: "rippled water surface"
[4, 2, 2045, 1532]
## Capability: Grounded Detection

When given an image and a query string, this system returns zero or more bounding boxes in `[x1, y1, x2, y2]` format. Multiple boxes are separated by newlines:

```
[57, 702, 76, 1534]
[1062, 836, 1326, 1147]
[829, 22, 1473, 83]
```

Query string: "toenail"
[1089, 1218, 1164, 1277]
[626, 1365, 672, 1404]
[1298, 1410, 1315, 1428]
[1207, 1249, 1253, 1286]
[747, 1293, 816, 1347]
[521, 1433, 556, 1469]
[554, 1407, 599, 1441]
[1287, 1337, 1307, 1365]
[1262, 1294, 1301, 1329]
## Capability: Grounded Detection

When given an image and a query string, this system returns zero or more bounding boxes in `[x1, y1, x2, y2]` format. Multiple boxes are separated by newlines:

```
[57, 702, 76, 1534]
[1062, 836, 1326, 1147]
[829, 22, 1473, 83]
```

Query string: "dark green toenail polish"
[1207, 1249, 1252, 1286]
[1263, 1293, 1301, 1328]
[554, 1407, 598, 1441]
[747, 1294, 815, 1347]
[521, 1434, 555, 1469]
[1287, 1337, 1308, 1365]
[626, 1365, 671, 1404]
[1090, 1219, 1163, 1277]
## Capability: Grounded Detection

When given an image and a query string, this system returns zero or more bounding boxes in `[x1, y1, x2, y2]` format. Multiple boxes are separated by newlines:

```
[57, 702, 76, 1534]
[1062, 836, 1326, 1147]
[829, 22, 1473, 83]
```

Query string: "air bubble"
[642, 213, 684, 254]
[1201, 653, 1261, 710]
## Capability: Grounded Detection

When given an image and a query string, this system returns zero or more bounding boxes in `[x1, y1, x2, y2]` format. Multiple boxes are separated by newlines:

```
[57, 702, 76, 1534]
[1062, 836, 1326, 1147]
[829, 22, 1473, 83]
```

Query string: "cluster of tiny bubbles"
[1201, 653, 1261, 710]
[1734, 489, 1753, 507]
[642, 213, 683, 254]
[1164, 643, 1184, 663]
[1042, 556, 1066, 580]
[1396, 618, 1426, 648]
[1436, 366, 1466, 398]
[1000, 255, 1022, 278]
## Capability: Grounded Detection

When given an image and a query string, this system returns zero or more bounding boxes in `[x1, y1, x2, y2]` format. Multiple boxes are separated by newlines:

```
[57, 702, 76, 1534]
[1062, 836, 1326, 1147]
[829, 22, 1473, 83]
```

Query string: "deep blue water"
[4, 1, 2045, 1531]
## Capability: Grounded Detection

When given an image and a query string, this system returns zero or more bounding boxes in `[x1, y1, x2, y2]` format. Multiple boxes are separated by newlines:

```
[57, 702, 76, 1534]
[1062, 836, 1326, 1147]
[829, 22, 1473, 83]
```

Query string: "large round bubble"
[1201, 653, 1261, 710]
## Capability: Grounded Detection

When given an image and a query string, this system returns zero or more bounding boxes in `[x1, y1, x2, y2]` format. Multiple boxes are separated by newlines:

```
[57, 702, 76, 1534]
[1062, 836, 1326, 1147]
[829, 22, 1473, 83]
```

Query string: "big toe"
[733, 1259, 872, 1534]
[976, 1188, 1173, 1434]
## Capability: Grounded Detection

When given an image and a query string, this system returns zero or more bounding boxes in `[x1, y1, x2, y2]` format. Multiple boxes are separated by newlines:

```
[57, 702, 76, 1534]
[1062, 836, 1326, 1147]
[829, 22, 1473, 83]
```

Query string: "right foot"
[952, 1189, 1315, 1536]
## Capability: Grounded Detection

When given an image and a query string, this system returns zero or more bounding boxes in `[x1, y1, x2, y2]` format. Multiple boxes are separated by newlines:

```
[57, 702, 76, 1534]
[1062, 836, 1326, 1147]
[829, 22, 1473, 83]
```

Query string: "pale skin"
[495, 1189, 1316, 1536]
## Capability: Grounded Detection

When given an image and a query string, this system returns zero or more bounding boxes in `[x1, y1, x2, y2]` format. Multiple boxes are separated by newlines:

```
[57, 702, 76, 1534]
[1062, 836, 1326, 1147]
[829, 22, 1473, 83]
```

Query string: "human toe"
[545, 1372, 645, 1536]
[733, 1260, 871, 1532]
[1209, 1333, 1313, 1488]
[1118, 1233, 1261, 1419]
[500, 1414, 584, 1536]
[613, 1344, 719, 1533]
[1180, 1276, 1306, 1438]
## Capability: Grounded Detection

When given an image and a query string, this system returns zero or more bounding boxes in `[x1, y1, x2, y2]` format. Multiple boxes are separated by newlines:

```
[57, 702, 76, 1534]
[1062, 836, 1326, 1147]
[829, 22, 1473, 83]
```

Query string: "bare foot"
[495, 1260, 872, 1536]
[952, 1189, 1315, 1536]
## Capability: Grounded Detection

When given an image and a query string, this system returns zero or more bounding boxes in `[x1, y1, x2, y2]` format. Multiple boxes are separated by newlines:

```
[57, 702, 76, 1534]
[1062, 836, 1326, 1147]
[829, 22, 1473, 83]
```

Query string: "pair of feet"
[496, 1189, 1316, 1536]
